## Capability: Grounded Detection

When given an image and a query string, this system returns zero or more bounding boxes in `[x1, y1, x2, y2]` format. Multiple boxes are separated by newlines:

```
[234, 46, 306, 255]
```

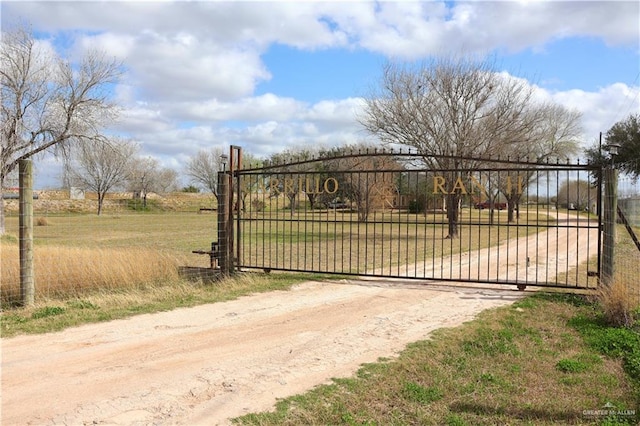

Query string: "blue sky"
[1, 0, 639, 189]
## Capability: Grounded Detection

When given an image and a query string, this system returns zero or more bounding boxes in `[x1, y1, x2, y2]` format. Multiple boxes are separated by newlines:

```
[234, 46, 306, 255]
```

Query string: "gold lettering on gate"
[324, 178, 338, 194]
[451, 177, 468, 194]
[244, 174, 523, 196]
[283, 178, 295, 194]
[469, 176, 487, 196]
[269, 178, 279, 193]
[433, 176, 447, 194]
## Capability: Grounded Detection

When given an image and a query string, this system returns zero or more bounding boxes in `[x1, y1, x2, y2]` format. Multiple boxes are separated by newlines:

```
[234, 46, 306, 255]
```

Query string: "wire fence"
[1, 189, 220, 306]
[616, 174, 640, 306]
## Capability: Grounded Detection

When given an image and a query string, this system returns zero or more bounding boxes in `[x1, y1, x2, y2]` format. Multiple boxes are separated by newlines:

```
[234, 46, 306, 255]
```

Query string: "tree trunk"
[0, 196, 5, 236]
[97, 193, 104, 215]
[288, 194, 296, 217]
[445, 193, 460, 238]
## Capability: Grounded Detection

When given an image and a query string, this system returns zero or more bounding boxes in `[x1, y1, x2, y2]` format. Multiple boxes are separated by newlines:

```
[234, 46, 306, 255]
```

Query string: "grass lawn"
[233, 293, 640, 425]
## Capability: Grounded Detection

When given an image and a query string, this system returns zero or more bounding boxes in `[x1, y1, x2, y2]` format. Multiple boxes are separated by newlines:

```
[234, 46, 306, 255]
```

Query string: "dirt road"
[2, 281, 522, 426]
[1, 213, 596, 425]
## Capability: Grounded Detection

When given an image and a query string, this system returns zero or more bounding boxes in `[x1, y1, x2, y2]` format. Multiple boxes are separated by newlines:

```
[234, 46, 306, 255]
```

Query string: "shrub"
[598, 280, 635, 327]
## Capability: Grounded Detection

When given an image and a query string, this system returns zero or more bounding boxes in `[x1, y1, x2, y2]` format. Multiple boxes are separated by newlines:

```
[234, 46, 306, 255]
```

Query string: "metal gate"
[224, 148, 602, 290]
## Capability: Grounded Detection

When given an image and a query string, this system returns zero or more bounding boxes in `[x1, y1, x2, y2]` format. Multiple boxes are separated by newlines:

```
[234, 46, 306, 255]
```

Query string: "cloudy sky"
[2, 0, 639, 189]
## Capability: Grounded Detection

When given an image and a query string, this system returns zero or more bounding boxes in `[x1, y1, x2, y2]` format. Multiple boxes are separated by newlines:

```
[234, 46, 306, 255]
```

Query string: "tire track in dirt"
[370, 212, 599, 288]
[2, 282, 521, 425]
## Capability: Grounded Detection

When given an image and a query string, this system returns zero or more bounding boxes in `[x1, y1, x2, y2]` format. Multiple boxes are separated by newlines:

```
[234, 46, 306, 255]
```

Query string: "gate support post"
[602, 164, 618, 286]
[217, 169, 231, 275]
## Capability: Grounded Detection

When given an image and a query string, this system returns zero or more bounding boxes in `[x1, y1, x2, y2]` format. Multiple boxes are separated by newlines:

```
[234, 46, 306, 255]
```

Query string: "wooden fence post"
[19, 159, 35, 305]
[601, 165, 618, 286]
[217, 169, 229, 275]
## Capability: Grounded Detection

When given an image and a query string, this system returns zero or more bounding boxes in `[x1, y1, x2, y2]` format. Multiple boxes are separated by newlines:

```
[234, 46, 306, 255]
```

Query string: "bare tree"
[321, 145, 401, 222]
[557, 179, 597, 210]
[154, 168, 180, 194]
[360, 58, 550, 238]
[235, 151, 262, 211]
[497, 104, 582, 222]
[128, 157, 178, 208]
[266, 148, 321, 214]
[185, 147, 226, 202]
[67, 138, 137, 215]
[0, 25, 121, 234]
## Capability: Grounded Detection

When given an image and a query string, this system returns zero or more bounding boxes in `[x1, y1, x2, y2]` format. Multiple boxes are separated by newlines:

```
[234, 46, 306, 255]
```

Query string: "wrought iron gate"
[224, 149, 602, 290]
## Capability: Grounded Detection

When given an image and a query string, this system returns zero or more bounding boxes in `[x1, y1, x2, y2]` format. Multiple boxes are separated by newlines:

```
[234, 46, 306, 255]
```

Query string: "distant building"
[70, 187, 85, 200]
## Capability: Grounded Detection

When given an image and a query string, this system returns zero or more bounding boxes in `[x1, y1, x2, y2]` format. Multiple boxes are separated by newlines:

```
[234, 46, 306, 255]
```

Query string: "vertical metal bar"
[364, 169, 369, 273]
[262, 172, 267, 269]
[487, 170, 495, 278]
[349, 171, 355, 274]
[423, 172, 429, 279]
[408, 181, 418, 277]
[234, 146, 243, 268]
[467, 171, 477, 280]
[431, 171, 438, 279]
[227, 148, 235, 273]
[596, 165, 603, 281]
[496, 169, 501, 282]
[381, 173, 387, 275]
[274, 174, 279, 269]
[548, 168, 554, 285]
[416, 173, 424, 278]
[396, 172, 402, 276]
[388, 172, 398, 275]
[370, 171, 376, 274]
[292, 173, 297, 270]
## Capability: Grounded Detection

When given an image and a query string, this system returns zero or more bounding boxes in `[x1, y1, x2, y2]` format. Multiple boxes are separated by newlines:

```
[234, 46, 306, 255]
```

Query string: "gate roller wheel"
[517, 284, 527, 291]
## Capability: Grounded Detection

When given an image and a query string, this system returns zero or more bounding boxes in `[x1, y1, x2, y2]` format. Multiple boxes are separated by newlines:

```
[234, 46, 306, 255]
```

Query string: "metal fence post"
[601, 165, 618, 286]
[19, 159, 35, 305]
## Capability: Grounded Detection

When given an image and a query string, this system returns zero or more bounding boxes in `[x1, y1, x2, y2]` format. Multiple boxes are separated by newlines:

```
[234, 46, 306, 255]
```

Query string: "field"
[1, 198, 550, 304]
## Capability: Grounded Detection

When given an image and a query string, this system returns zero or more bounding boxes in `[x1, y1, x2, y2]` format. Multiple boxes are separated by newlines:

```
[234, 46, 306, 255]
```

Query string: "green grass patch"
[569, 310, 640, 384]
[234, 293, 639, 425]
[31, 306, 66, 319]
[402, 381, 443, 404]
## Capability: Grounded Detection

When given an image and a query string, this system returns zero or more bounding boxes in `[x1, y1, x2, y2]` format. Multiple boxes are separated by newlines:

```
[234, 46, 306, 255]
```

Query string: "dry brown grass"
[598, 277, 637, 327]
[1, 244, 186, 304]
[35, 217, 49, 226]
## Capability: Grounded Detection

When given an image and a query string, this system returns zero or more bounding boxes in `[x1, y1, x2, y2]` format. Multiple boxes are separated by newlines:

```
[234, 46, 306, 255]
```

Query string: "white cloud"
[546, 83, 640, 145]
[4, 1, 638, 189]
[163, 94, 304, 122]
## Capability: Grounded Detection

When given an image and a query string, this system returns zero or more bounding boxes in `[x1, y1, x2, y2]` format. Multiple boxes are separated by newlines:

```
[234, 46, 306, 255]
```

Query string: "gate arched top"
[235, 147, 598, 174]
